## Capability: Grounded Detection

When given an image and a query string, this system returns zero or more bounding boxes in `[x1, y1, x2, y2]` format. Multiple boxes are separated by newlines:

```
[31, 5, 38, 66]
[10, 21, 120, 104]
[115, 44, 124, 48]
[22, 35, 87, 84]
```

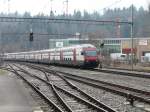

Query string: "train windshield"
[85, 51, 97, 56]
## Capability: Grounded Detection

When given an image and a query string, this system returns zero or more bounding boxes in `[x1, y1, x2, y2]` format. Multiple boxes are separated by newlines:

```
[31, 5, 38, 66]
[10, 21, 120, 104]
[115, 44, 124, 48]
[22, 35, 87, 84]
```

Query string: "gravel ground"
[14, 64, 150, 112]
[50, 66, 150, 92]
[69, 79, 147, 112]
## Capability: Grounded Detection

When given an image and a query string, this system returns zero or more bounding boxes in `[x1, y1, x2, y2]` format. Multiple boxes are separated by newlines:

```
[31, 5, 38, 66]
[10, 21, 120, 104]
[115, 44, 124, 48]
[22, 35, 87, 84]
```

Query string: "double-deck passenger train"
[4, 44, 99, 68]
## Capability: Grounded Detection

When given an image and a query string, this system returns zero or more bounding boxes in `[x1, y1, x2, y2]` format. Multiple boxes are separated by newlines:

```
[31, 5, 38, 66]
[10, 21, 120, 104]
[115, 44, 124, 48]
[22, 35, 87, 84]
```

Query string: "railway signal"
[29, 32, 33, 41]
[100, 43, 104, 48]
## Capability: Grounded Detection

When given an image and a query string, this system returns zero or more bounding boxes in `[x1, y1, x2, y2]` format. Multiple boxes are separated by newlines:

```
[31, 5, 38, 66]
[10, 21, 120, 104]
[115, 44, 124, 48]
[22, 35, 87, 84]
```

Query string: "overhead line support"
[0, 17, 132, 25]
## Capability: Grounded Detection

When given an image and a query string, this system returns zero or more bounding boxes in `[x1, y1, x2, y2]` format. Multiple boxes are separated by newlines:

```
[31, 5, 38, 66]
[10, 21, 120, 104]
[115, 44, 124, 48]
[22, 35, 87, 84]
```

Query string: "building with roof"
[49, 37, 150, 62]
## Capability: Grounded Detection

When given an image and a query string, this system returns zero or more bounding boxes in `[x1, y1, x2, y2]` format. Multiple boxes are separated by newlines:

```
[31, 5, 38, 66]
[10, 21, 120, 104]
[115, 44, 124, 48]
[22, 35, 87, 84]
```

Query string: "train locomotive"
[4, 44, 99, 68]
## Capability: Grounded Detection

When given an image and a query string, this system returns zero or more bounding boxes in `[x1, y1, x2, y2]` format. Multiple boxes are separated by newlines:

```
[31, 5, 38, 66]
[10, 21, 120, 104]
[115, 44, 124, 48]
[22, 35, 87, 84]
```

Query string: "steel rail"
[8, 65, 64, 112]
[13, 61, 150, 79]
[12, 64, 73, 112]
[22, 63, 150, 104]
[93, 68, 150, 79]
[61, 73, 150, 104]
[60, 72, 150, 95]
[17, 63, 118, 112]
[32, 66, 117, 112]
[39, 68, 73, 112]
[12, 64, 108, 112]
[57, 73, 117, 112]
[21, 63, 150, 95]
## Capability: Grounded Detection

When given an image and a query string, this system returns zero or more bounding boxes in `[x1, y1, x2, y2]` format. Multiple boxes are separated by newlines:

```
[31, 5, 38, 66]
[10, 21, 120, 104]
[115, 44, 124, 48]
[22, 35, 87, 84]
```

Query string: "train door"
[73, 48, 76, 65]
[60, 50, 63, 64]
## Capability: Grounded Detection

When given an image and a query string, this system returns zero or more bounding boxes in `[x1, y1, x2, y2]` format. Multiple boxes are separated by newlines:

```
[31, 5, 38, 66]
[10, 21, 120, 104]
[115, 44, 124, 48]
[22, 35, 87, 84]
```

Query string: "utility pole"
[50, 0, 53, 17]
[0, 31, 2, 54]
[0, 31, 4, 65]
[131, 4, 134, 70]
[66, 0, 68, 16]
[63, 0, 68, 16]
[116, 18, 121, 38]
[7, 0, 10, 15]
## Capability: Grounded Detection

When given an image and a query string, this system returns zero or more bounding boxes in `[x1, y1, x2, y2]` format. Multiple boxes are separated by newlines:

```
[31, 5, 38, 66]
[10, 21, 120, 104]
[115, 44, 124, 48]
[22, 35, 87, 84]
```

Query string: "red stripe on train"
[73, 49, 76, 65]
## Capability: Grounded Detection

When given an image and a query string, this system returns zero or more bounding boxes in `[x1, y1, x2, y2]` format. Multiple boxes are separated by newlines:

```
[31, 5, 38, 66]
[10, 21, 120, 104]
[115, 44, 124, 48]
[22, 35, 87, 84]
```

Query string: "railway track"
[7, 66, 64, 112]
[61, 73, 150, 104]
[103, 66, 150, 73]
[14, 61, 150, 79]
[19, 63, 150, 106]
[92, 68, 150, 79]
[5, 64, 116, 112]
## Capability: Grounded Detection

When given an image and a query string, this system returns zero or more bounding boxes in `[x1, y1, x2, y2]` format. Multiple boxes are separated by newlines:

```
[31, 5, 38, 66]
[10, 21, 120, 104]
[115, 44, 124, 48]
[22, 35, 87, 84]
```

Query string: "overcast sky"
[0, 0, 149, 15]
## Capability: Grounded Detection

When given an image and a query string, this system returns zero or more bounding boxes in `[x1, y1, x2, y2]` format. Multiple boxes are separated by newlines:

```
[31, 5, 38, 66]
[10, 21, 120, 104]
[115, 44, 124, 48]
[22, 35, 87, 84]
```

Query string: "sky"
[0, 0, 149, 15]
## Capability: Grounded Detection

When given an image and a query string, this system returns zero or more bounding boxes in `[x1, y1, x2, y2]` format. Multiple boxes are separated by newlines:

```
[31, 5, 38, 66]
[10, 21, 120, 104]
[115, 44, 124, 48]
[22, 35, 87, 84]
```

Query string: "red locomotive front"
[82, 47, 98, 68]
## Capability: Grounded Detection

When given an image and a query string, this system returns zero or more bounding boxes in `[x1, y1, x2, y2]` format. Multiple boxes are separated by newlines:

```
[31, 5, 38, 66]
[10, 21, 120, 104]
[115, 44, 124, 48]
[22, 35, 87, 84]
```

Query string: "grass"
[0, 69, 8, 75]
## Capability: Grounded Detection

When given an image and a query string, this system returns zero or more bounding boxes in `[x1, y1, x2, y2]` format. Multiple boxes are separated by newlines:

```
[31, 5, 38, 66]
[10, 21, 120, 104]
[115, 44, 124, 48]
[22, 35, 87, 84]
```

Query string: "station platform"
[0, 71, 37, 112]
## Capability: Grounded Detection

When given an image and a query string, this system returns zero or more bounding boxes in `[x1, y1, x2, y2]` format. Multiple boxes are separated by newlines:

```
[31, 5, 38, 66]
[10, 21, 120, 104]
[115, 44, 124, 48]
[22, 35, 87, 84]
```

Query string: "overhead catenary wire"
[1, 32, 76, 37]
[0, 16, 132, 25]
[40, 1, 50, 15]
[99, 0, 123, 13]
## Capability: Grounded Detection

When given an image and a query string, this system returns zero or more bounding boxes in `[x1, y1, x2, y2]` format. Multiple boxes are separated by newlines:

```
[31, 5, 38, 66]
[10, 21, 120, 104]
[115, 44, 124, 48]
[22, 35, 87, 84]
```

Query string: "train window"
[121, 55, 126, 57]
[85, 51, 97, 56]
[81, 51, 85, 55]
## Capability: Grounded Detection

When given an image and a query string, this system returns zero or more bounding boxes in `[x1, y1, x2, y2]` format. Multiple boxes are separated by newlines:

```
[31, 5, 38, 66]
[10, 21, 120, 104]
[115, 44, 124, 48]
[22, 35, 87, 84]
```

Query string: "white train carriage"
[4, 44, 99, 68]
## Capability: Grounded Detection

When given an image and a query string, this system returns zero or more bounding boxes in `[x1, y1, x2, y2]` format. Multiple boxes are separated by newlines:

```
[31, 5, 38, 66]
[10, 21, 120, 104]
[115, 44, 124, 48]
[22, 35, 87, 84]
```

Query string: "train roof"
[58, 44, 95, 50]
[5, 44, 96, 55]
